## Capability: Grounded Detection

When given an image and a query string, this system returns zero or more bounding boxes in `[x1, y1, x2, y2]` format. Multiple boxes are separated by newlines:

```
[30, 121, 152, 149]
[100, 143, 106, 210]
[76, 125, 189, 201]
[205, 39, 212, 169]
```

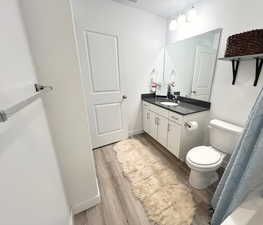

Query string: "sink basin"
[160, 102, 178, 106]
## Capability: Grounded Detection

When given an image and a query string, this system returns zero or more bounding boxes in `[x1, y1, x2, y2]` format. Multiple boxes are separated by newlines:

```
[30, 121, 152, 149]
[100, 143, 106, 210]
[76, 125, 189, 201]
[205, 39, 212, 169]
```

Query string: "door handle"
[122, 95, 127, 100]
[191, 91, 196, 94]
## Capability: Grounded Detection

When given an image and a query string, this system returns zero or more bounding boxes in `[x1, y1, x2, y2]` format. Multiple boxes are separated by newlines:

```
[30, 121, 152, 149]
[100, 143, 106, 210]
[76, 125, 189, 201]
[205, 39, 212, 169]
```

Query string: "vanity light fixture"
[169, 6, 197, 31]
[169, 19, 177, 31]
[187, 6, 197, 22]
[177, 14, 186, 25]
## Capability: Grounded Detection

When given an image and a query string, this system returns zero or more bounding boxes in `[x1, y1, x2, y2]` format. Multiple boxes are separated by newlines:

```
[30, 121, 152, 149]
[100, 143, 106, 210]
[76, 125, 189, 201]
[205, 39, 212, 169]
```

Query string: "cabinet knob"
[122, 95, 127, 100]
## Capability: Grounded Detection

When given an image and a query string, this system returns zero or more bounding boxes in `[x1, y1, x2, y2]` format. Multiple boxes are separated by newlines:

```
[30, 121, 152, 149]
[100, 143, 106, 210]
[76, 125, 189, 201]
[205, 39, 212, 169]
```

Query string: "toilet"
[186, 119, 243, 189]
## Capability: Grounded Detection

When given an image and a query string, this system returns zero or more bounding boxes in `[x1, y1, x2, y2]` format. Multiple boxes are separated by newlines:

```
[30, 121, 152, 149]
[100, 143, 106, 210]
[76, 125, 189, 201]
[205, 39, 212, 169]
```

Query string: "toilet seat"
[186, 146, 225, 171]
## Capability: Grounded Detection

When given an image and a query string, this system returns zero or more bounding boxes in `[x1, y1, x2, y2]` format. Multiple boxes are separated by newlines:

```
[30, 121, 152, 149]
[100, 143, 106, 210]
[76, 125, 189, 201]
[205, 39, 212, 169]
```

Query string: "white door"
[167, 121, 181, 158]
[156, 115, 168, 147]
[191, 46, 217, 101]
[84, 31, 128, 148]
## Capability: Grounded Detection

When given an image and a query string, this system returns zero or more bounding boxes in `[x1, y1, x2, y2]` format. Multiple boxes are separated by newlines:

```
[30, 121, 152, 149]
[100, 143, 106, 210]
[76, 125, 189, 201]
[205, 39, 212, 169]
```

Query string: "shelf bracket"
[254, 58, 263, 86]
[231, 59, 240, 85]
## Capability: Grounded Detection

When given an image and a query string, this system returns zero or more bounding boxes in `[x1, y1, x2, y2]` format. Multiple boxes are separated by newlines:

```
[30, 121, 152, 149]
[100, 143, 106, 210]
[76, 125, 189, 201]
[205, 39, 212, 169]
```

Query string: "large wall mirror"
[163, 29, 222, 101]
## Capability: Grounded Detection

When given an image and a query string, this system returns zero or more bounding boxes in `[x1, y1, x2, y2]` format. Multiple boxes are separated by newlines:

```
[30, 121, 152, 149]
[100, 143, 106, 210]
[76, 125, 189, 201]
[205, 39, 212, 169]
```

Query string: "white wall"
[70, 0, 167, 136]
[167, 0, 263, 126]
[0, 1, 70, 225]
[19, 0, 100, 214]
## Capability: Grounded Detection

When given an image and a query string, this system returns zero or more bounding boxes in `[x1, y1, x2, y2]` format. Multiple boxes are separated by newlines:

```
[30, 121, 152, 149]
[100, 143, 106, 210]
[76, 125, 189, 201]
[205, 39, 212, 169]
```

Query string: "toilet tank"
[209, 119, 243, 154]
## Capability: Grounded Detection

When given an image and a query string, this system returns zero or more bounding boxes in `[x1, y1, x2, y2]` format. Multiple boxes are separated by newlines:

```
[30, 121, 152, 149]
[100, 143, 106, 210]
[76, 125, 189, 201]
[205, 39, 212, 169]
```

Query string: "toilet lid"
[187, 146, 222, 166]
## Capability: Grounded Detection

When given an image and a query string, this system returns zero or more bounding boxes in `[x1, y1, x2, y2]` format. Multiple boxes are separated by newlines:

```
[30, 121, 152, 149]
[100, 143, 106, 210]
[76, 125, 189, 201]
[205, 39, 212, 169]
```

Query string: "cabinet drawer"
[143, 101, 151, 109]
[150, 104, 169, 118]
[169, 111, 183, 124]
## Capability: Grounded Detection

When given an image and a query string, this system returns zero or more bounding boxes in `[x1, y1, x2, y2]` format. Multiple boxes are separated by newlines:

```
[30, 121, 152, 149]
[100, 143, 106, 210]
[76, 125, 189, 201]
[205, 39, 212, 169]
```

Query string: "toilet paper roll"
[185, 121, 198, 131]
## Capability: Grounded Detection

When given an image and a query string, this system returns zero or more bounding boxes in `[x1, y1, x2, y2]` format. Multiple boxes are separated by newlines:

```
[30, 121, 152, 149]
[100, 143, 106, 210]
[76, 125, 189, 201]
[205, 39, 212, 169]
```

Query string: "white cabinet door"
[156, 115, 168, 148]
[152, 113, 158, 140]
[143, 108, 150, 134]
[167, 120, 181, 158]
[148, 110, 156, 138]
[143, 106, 156, 138]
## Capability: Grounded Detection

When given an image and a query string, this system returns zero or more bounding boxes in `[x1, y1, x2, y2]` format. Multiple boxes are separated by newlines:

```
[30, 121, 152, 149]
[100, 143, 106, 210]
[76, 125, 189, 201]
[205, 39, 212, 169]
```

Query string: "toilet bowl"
[186, 119, 243, 189]
[186, 146, 226, 189]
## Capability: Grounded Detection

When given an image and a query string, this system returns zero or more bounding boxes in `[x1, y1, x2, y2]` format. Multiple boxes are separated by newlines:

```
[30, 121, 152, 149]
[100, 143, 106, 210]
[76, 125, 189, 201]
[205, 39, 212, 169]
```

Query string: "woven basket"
[225, 29, 263, 57]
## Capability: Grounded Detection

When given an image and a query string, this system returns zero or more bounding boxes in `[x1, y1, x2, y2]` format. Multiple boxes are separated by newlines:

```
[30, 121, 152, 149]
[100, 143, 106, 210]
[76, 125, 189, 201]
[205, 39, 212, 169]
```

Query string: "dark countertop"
[142, 94, 210, 116]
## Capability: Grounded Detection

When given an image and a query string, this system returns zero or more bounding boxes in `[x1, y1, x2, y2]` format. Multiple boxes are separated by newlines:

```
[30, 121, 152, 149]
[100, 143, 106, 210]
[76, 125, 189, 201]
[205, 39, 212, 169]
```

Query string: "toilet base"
[189, 169, 219, 189]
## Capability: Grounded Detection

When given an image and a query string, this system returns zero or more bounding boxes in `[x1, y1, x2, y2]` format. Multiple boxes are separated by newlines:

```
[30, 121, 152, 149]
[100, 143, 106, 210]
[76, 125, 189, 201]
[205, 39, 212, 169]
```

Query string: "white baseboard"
[128, 129, 144, 137]
[69, 210, 74, 225]
[72, 194, 101, 215]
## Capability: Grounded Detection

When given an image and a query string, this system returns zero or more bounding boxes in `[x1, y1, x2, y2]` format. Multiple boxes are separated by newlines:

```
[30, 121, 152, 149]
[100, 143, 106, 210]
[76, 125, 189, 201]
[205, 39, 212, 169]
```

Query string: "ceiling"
[112, 0, 199, 18]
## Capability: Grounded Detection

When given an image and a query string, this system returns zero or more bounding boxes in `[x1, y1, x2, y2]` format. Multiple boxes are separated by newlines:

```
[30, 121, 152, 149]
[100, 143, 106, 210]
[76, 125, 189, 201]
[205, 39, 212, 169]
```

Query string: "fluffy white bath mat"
[114, 139, 196, 225]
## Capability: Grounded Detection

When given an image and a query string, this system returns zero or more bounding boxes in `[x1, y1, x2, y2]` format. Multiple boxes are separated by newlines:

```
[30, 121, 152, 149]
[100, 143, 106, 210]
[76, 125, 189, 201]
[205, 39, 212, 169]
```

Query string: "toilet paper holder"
[184, 121, 198, 130]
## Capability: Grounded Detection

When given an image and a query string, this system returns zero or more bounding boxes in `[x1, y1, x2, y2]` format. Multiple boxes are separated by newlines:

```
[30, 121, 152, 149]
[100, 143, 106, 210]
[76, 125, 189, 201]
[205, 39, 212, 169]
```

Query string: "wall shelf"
[218, 54, 263, 86]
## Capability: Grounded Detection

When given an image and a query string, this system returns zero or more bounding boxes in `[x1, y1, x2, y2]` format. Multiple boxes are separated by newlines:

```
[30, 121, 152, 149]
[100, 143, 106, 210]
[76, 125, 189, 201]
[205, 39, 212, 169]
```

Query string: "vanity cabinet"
[142, 100, 208, 161]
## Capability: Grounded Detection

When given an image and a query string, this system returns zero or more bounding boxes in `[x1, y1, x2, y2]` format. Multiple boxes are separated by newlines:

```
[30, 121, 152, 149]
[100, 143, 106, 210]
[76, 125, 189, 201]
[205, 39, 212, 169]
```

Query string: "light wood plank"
[86, 204, 106, 225]
[74, 134, 218, 225]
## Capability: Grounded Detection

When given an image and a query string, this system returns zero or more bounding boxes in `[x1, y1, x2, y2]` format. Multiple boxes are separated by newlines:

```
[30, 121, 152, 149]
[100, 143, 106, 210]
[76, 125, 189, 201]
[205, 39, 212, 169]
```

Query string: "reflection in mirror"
[164, 29, 222, 101]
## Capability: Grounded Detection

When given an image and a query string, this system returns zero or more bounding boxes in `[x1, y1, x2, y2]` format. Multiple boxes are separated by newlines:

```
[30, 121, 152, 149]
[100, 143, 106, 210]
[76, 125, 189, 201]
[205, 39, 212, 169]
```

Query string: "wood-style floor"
[74, 134, 218, 225]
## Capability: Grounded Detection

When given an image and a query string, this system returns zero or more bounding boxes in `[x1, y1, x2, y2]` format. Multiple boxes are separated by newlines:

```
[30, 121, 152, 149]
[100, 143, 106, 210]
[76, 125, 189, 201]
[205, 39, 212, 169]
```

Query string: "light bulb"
[169, 19, 177, 31]
[177, 14, 186, 25]
[187, 7, 197, 22]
